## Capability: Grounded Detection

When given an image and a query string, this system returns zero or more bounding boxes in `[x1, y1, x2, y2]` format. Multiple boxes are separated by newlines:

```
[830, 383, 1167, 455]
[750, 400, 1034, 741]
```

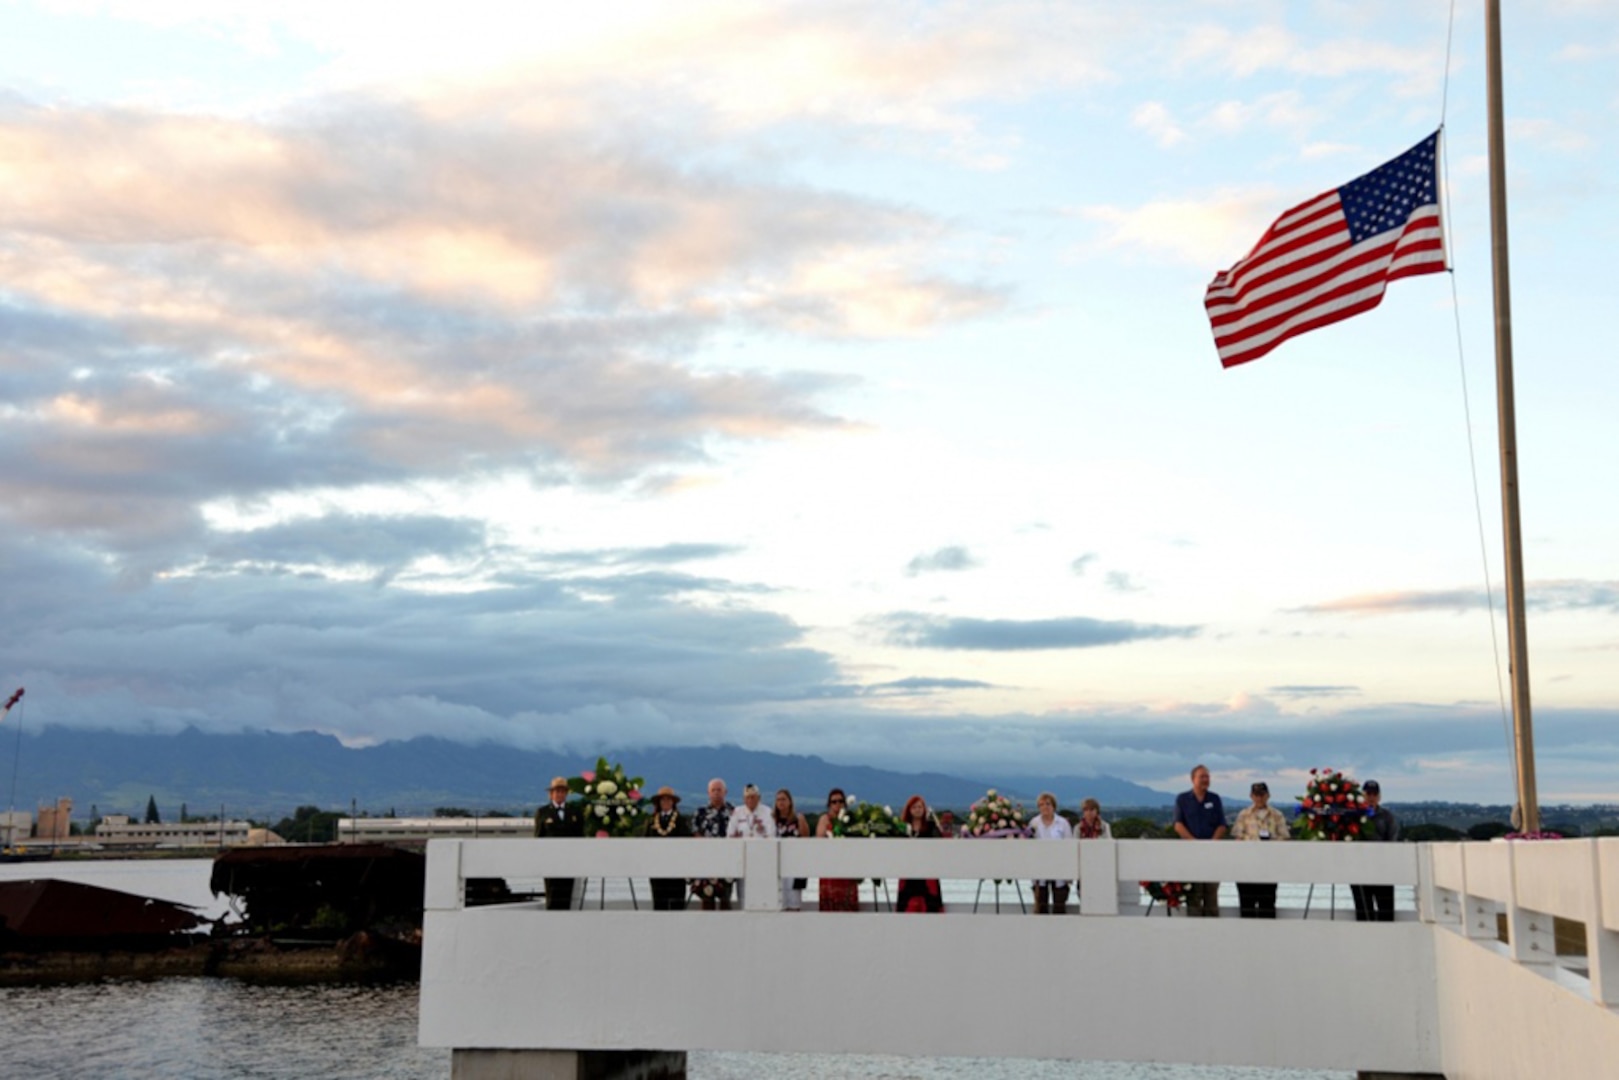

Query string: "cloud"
[1131, 101, 1184, 147]
[1204, 90, 1317, 136]
[874, 612, 1199, 651]
[1267, 685, 1362, 699]
[858, 677, 996, 697]
[0, 526, 836, 749]
[1293, 580, 1619, 616]
[1076, 186, 1287, 268]
[1508, 117, 1595, 154]
[1070, 553, 1098, 576]
[1173, 23, 1440, 92]
[1104, 571, 1143, 593]
[905, 545, 981, 576]
[0, 78, 1013, 569]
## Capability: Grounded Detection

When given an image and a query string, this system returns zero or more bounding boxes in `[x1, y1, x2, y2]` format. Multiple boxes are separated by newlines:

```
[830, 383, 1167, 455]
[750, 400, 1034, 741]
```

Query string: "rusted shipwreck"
[208, 843, 426, 979]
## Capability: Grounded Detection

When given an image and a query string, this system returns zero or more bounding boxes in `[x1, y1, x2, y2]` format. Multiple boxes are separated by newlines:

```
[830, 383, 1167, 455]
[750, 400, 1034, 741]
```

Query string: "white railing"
[1428, 837, 1619, 1006]
[426, 834, 1422, 913]
[420, 838, 1619, 1077]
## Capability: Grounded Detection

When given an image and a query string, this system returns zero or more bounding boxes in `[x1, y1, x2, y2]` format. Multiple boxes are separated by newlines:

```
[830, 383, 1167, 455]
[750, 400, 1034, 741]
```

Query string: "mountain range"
[4, 727, 1175, 821]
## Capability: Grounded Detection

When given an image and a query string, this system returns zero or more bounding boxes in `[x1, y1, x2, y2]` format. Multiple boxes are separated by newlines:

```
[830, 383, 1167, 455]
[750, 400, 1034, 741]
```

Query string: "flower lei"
[1293, 768, 1366, 841]
[569, 757, 646, 838]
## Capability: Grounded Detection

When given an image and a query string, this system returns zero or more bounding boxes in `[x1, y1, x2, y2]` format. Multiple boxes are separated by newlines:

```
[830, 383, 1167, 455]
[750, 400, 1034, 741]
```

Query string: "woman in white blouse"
[1029, 792, 1073, 914]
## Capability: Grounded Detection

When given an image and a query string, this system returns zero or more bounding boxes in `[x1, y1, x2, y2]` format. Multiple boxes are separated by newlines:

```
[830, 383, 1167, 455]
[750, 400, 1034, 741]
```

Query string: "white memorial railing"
[427, 834, 1423, 913]
[421, 837, 1619, 1077]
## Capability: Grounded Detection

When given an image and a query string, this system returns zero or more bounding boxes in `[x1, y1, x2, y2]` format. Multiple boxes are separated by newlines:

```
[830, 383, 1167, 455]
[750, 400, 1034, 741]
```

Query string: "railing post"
[1079, 839, 1118, 915]
[1502, 842, 1555, 968]
[742, 839, 783, 911]
[425, 839, 465, 911]
[1588, 841, 1619, 1005]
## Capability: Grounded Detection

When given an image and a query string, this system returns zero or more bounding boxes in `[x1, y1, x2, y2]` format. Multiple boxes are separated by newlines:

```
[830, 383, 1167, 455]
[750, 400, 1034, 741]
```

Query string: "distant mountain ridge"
[7, 726, 1176, 820]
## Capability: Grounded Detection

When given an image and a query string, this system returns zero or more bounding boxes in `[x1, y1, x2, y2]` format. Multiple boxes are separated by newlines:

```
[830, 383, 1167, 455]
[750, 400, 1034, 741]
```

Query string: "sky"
[1, 1, 1615, 804]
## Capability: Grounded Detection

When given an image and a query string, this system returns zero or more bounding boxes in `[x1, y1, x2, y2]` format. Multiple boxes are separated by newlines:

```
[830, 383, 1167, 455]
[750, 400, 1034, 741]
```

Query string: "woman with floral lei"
[896, 795, 943, 914]
[814, 788, 859, 912]
[643, 786, 688, 911]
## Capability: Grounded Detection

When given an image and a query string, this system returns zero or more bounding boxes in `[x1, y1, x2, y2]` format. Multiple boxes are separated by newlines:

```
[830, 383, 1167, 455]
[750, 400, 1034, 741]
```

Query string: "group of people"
[1173, 764, 1401, 921]
[534, 765, 1402, 921]
[533, 777, 964, 913]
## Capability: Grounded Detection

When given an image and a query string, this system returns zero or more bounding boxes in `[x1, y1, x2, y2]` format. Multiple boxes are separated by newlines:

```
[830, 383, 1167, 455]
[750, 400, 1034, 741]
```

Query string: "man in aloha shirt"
[691, 778, 735, 910]
[1231, 780, 1290, 918]
[726, 783, 777, 908]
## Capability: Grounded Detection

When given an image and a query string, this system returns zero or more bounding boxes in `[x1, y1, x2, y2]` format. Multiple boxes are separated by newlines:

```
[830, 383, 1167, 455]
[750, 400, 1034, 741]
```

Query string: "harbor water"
[0, 859, 1360, 1078]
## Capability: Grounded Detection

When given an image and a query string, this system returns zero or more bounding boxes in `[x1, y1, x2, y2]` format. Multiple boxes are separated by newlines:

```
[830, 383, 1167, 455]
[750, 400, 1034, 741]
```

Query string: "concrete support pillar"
[1078, 840, 1118, 915]
[451, 1049, 687, 1080]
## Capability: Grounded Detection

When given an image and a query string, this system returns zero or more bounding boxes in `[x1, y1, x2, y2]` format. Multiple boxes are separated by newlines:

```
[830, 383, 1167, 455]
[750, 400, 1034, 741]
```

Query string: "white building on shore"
[337, 816, 532, 844]
[94, 815, 282, 848]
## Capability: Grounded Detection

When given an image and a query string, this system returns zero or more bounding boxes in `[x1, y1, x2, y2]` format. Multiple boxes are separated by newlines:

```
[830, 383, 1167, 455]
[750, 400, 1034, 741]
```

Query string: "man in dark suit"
[534, 775, 584, 910]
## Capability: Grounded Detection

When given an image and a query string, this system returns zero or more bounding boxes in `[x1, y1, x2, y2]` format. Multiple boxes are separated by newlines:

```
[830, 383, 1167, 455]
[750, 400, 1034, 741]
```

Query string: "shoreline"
[0, 931, 421, 986]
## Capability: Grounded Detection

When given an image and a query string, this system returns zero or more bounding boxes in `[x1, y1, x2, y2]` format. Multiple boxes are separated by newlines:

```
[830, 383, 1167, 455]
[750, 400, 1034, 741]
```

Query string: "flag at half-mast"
[1205, 130, 1447, 369]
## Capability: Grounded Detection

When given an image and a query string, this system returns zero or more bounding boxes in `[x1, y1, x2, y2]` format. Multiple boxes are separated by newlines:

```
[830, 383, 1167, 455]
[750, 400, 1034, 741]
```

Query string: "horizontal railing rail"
[425, 836, 1423, 914]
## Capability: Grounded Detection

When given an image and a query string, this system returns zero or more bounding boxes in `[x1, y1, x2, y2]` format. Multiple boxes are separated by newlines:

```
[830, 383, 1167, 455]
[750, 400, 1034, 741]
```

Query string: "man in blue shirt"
[1172, 764, 1227, 916]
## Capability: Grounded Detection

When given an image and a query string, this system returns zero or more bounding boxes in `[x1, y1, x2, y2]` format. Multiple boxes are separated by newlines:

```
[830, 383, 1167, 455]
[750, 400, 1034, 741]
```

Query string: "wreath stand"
[576, 877, 641, 910]
[971, 879, 1028, 913]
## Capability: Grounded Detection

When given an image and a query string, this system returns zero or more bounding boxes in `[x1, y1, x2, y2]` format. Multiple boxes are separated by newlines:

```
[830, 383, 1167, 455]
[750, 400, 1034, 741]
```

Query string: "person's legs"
[1188, 881, 1220, 917]
[1051, 884, 1069, 914]
[1237, 882, 1259, 918]
[1257, 883, 1278, 918]
[1351, 884, 1372, 922]
[544, 878, 574, 911]
[1370, 885, 1395, 921]
[1033, 883, 1050, 914]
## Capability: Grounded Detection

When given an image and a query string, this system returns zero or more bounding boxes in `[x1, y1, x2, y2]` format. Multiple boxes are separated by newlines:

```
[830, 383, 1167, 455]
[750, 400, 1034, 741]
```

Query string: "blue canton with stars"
[1337, 132, 1440, 244]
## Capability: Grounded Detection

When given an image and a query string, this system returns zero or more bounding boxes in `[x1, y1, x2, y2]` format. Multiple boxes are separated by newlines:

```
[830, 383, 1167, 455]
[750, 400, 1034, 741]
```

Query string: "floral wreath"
[960, 789, 1030, 838]
[831, 796, 905, 838]
[569, 757, 646, 838]
[1140, 880, 1192, 909]
[1293, 768, 1366, 841]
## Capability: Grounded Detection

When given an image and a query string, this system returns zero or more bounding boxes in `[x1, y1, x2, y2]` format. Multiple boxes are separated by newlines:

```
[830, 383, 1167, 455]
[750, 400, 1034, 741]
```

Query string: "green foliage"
[144, 795, 161, 824]
[433, 807, 473, 818]
[309, 903, 349, 930]
[271, 805, 344, 843]
[1112, 816, 1171, 839]
[1404, 823, 1465, 842]
[1468, 821, 1513, 841]
[830, 797, 906, 838]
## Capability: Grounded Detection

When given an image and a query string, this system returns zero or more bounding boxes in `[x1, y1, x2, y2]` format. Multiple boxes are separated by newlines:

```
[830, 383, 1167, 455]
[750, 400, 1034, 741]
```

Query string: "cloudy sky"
[2, 1, 1615, 802]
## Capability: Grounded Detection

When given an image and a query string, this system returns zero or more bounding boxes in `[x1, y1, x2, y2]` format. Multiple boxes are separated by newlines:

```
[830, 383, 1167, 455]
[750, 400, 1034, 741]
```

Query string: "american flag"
[1205, 131, 1447, 369]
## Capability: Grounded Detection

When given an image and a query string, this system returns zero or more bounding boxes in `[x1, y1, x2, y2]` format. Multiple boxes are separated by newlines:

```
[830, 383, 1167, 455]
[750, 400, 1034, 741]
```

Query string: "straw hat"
[548, 776, 570, 791]
[651, 785, 681, 805]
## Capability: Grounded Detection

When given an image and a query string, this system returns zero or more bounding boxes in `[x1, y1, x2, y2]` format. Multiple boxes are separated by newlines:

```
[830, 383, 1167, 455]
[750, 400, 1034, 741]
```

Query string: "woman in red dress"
[896, 795, 943, 913]
[815, 788, 859, 912]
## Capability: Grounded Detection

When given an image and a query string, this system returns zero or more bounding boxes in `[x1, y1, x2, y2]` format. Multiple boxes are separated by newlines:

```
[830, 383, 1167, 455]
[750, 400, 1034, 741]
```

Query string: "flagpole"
[1485, 0, 1539, 833]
